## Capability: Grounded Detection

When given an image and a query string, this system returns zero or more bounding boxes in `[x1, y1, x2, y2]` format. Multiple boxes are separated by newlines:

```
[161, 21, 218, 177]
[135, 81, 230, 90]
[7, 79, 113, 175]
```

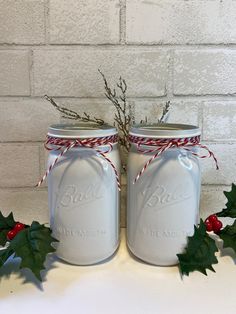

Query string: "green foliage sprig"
[178, 183, 236, 276]
[0, 212, 58, 282]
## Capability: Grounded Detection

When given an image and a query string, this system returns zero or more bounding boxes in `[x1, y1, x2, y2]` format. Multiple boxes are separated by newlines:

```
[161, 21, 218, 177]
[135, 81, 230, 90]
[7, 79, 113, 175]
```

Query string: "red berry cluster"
[7, 222, 25, 241]
[204, 214, 223, 234]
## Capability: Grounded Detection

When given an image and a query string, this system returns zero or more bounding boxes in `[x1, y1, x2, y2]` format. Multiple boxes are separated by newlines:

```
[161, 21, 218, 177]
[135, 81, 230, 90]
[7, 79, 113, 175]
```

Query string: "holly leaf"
[177, 219, 218, 276]
[216, 183, 236, 218]
[0, 212, 15, 229]
[0, 247, 14, 268]
[218, 220, 236, 253]
[9, 221, 58, 281]
[0, 212, 16, 246]
[0, 231, 9, 247]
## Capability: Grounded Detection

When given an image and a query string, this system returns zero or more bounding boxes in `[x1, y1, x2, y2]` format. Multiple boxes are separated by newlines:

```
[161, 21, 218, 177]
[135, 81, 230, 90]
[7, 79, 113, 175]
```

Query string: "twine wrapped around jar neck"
[129, 134, 219, 184]
[37, 134, 121, 191]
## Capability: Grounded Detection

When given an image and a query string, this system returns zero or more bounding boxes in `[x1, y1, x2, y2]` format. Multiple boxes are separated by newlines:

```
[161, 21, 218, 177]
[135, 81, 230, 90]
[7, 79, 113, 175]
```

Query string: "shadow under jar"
[47, 124, 121, 265]
[127, 124, 201, 266]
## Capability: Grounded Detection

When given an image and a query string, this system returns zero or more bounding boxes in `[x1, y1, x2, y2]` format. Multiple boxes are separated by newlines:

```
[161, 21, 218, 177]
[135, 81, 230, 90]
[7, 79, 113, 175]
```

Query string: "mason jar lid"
[129, 123, 201, 139]
[48, 123, 117, 139]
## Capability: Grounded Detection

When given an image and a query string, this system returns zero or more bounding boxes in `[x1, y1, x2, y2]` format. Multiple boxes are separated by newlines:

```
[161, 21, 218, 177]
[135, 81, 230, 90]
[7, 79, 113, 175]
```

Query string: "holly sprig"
[0, 212, 17, 246]
[177, 219, 218, 276]
[0, 212, 58, 281]
[178, 183, 236, 276]
[216, 183, 236, 218]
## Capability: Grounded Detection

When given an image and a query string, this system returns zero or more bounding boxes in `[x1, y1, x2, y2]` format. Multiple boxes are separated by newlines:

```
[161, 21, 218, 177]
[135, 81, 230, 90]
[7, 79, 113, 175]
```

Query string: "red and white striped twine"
[129, 135, 219, 184]
[36, 134, 121, 191]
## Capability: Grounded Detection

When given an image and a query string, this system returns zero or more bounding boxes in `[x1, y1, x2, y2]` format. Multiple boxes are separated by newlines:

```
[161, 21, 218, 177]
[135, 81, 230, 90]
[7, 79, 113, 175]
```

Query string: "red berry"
[7, 229, 17, 241]
[212, 220, 223, 234]
[205, 221, 213, 232]
[208, 214, 218, 223]
[14, 222, 25, 232]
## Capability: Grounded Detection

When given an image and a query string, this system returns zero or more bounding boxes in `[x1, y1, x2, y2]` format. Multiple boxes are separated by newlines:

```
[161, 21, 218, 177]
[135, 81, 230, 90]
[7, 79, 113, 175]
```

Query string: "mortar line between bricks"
[38, 144, 41, 184]
[0, 96, 167, 100]
[2, 95, 236, 99]
[200, 102, 204, 140]
[166, 48, 174, 101]
[0, 187, 48, 192]
[25, 95, 236, 100]
[6, 45, 171, 51]
[170, 94, 236, 99]
[44, 0, 50, 45]
[119, 0, 126, 44]
[3, 44, 236, 49]
[2, 95, 236, 100]
[0, 141, 44, 145]
[201, 184, 232, 188]
[0, 184, 231, 192]
[0, 95, 169, 100]
[203, 140, 236, 143]
[28, 49, 34, 96]
[125, 43, 236, 49]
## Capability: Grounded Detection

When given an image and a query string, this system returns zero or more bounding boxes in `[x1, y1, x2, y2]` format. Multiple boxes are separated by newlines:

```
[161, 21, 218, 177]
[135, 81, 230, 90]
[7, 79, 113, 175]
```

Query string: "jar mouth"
[129, 123, 201, 139]
[48, 123, 117, 138]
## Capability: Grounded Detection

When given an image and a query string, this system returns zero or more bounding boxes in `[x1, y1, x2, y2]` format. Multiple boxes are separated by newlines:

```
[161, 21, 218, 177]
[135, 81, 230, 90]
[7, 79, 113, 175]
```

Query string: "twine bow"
[37, 135, 121, 191]
[129, 135, 219, 183]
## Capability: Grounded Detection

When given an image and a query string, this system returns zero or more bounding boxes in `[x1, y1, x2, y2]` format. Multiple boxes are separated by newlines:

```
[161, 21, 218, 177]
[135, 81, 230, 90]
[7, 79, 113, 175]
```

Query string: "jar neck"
[129, 134, 201, 147]
[45, 135, 118, 151]
[61, 143, 118, 152]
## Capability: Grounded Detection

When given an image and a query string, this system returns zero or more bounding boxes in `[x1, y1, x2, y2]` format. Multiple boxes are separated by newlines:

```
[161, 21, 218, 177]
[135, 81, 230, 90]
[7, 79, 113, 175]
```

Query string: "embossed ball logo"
[141, 184, 192, 209]
[58, 183, 104, 208]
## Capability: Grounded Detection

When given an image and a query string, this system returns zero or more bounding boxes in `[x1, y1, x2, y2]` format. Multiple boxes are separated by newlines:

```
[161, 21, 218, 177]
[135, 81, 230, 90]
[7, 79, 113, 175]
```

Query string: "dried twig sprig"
[159, 101, 171, 123]
[140, 101, 171, 124]
[140, 116, 148, 124]
[98, 70, 131, 152]
[44, 95, 105, 125]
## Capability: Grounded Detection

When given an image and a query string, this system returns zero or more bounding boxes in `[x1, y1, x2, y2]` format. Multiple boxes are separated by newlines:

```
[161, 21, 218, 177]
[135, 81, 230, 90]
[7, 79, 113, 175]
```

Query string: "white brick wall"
[33, 48, 169, 97]
[174, 50, 236, 95]
[0, 51, 30, 96]
[203, 101, 236, 140]
[201, 143, 236, 185]
[126, 0, 236, 44]
[0, 144, 40, 187]
[133, 100, 200, 125]
[0, 99, 60, 141]
[0, 189, 49, 224]
[49, 0, 120, 44]
[0, 0, 45, 44]
[0, 1, 235, 227]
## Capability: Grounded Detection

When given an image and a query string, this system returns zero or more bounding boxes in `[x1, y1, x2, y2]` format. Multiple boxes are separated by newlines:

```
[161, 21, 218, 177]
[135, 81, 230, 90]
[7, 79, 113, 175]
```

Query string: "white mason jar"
[47, 124, 121, 265]
[127, 124, 201, 266]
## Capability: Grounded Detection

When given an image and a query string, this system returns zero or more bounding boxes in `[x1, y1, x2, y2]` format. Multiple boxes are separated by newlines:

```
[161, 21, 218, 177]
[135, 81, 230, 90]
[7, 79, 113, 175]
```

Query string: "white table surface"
[0, 228, 235, 314]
